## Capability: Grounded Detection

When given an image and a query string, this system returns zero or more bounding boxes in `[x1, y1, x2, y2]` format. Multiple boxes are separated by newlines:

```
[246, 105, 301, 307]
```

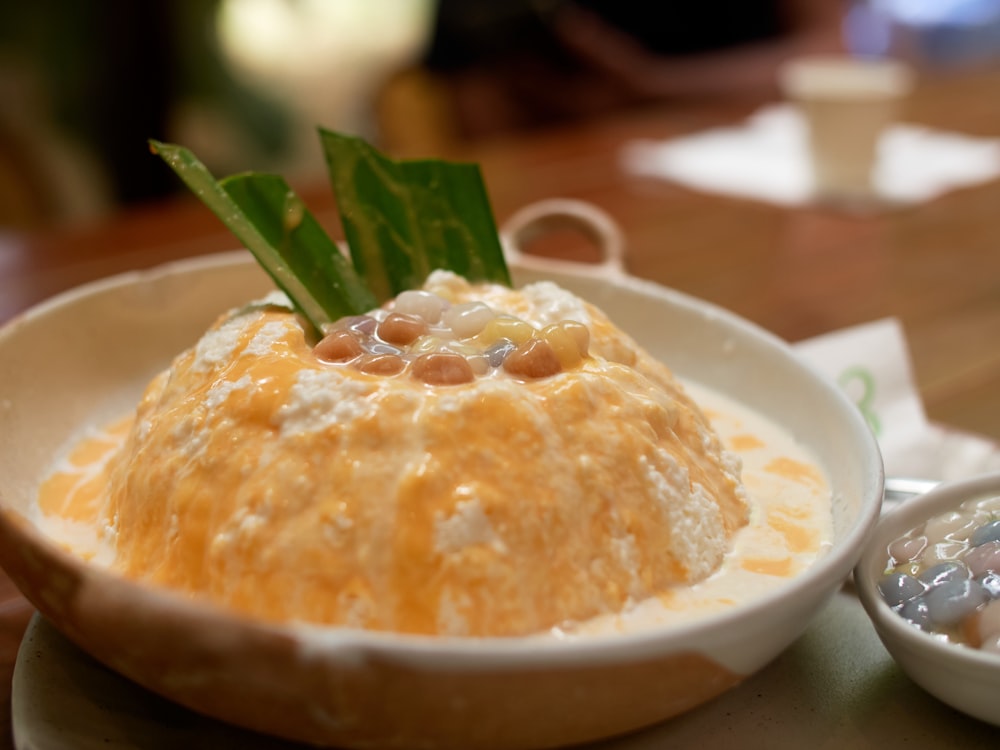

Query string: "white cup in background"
[779, 55, 915, 207]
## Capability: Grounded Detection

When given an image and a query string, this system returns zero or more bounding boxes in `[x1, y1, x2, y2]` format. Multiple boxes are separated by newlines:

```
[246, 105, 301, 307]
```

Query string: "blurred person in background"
[0, 0, 291, 228]
[410, 0, 847, 141]
[0, 0, 433, 228]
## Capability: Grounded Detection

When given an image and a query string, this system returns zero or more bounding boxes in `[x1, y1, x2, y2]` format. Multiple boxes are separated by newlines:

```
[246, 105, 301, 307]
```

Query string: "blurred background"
[1, 0, 999, 231]
[0, 0, 437, 230]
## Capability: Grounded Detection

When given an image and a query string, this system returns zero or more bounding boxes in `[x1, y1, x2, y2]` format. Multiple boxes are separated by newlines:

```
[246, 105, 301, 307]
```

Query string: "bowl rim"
[2, 250, 885, 667]
[855, 470, 1000, 669]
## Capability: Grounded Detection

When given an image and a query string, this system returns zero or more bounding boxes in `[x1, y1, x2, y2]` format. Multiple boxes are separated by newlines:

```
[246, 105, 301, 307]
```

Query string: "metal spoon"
[882, 476, 940, 512]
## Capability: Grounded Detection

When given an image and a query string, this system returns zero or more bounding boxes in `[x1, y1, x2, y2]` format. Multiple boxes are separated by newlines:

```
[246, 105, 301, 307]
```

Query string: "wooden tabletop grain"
[1, 67, 999, 747]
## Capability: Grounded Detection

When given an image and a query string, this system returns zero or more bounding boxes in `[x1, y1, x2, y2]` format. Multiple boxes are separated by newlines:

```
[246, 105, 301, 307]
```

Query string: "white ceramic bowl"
[855, 471, 1000, 726]
[0, 250, 883, 749]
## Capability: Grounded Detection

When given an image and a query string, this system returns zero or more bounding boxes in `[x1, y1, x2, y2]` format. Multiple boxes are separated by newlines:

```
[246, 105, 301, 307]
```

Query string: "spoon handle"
[883, 476, 940, 509]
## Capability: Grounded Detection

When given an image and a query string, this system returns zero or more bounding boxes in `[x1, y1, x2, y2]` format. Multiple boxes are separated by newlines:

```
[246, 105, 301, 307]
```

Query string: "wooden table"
[2, 66, 999, 747]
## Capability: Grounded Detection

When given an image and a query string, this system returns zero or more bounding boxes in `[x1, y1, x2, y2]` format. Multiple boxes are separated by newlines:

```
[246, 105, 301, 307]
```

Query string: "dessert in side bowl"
[855, 472, 1000, 727]
[0, 134, 883, 748]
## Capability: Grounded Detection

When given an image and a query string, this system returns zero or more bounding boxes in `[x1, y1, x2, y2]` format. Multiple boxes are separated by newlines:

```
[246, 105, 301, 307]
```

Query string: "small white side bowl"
[855, 471, 1000, 726]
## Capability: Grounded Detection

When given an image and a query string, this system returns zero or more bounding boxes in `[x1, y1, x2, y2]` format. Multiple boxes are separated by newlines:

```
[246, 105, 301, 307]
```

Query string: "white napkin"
[622, 105, 1000, 207]
[793, 318, 1000, 481]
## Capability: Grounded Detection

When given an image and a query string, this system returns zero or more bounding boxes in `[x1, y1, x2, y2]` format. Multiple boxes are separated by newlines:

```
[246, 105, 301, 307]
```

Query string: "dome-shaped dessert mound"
[48, 271, 747, 637]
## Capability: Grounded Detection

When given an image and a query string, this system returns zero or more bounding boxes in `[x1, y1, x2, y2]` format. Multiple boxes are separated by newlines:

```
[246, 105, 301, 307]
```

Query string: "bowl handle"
[500, 198, 627, 278]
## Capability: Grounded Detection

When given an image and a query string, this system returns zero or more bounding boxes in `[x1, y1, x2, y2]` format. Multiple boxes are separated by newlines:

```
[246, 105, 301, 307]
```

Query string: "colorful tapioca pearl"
[503, 338, 562, 380]
[443, 301, 494, 339]
[314, 330, 363, 363]
[412, 352, 475, 385]
[330, 314, 378, 336]
[356, 353, 407, 376]
[480, 316, 535, 347]
[542, 323, 586, 369]
[393, 290, 446, 324]
[485, 339, 516, 368]
[378, 313, 428, 346]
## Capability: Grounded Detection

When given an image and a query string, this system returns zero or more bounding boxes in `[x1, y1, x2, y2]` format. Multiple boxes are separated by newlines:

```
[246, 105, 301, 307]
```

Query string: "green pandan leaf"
[152, 130, 512, 336]
[150, 140, 375, 335]
[319, 128, 511, 303]
[220, 173, 377, 320]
